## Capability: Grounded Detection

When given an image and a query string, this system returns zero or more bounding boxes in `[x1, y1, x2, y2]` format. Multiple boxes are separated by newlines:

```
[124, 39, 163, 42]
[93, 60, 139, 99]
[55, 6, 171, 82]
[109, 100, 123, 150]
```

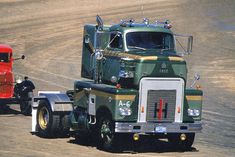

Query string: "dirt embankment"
[0, 0, 234, 156]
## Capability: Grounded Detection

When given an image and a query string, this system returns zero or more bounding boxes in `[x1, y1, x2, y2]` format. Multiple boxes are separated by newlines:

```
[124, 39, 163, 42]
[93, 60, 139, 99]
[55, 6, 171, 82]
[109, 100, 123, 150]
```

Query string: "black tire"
[75, 132, 90, 145]
[168, 133, 195, 150]
[60, 114, 71, 137]
[0, 104, 10, 113]
[96, 115, 119, 151]
[36, 100, 60, 137]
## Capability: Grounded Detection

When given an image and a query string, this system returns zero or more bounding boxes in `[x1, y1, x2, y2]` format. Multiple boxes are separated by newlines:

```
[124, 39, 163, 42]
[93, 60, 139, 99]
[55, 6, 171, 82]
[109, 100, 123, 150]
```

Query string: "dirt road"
[0, 0, 235, 156]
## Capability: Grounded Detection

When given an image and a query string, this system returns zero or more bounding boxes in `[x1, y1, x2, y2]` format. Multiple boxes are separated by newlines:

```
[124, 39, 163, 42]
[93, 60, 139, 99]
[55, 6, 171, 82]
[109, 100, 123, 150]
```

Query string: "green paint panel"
[134, 59, 187, 86]
[183, 89, 203, 122]
[78, 20, 203, 129]
[73, 79, 138, 121]
[81, 23, 187, 88]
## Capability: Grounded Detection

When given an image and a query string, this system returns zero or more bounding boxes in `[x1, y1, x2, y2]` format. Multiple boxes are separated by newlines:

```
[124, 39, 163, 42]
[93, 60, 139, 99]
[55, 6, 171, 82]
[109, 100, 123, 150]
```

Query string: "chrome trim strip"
[115, 122, 202, 133]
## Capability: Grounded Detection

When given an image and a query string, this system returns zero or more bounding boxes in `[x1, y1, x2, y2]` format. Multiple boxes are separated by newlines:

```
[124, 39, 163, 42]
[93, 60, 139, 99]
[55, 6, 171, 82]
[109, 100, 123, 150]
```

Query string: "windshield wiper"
[128, 46, 147, 51]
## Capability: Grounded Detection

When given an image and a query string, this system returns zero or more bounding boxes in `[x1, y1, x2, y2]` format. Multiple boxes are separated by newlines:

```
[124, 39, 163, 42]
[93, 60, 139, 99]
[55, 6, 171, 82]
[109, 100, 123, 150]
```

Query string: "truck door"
[102, 32, 123, 81]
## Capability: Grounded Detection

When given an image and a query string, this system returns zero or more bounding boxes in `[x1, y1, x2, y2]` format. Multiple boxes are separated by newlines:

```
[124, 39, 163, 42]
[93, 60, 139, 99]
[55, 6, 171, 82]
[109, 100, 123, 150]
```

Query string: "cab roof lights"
[119, 18, 172, 29]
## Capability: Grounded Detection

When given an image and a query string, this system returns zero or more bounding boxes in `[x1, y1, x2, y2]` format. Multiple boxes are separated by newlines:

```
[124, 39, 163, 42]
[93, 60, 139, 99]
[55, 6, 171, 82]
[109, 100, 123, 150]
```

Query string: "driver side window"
[0, 53, 10, 63]
[109, 33, 123, 49]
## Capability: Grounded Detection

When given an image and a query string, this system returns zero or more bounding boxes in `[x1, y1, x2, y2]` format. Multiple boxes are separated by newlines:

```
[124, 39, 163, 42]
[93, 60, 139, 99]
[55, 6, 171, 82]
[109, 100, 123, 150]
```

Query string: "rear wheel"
[60, 114, 70, 137]
[36, 101, 60, 137]
[168, 133, 195, 150]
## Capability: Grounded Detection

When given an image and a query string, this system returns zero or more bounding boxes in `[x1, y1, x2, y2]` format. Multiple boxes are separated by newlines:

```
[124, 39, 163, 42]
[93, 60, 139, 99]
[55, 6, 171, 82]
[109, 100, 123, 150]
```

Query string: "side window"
[109, 33, 123, 49]
[0, 53, 9, 63]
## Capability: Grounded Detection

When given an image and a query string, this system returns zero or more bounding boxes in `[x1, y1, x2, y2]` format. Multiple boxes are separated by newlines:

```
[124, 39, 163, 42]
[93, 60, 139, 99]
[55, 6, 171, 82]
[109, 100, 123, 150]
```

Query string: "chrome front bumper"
[115, 122, 202, 133]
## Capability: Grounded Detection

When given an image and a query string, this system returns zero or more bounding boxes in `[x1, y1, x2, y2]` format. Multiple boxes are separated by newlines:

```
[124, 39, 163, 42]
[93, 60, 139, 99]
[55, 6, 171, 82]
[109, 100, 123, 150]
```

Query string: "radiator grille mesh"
[146, 90, 176, 122]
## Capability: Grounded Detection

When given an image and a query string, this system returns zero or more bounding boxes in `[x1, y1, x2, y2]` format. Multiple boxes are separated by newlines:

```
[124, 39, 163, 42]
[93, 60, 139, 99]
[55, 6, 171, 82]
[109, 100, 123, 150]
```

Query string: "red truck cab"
[0, 44, 14, 99]
[0, 44, 35, 115]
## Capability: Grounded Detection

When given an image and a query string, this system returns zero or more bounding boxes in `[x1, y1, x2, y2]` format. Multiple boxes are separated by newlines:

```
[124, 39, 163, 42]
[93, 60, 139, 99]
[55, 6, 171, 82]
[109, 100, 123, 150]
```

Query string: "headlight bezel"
[119, 107, 132, 116]
[187, 108, 200, 117]
[119, 70, 134, 78]
[119, 58, 135, 79]
[15, 75, 23, 84]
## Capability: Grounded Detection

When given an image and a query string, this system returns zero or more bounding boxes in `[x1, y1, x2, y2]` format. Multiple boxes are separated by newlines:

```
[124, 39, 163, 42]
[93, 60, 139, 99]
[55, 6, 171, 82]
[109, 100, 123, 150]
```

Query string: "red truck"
[0, 44, 35, 115]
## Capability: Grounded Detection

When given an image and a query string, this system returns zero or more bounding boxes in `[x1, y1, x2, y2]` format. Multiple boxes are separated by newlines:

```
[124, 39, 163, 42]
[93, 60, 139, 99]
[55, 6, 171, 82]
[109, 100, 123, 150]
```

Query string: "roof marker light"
[165, 24, 172, 29]
[165, 20, 170, 24]
[143, 18, 149, 25]
[155, 20, 172, 29]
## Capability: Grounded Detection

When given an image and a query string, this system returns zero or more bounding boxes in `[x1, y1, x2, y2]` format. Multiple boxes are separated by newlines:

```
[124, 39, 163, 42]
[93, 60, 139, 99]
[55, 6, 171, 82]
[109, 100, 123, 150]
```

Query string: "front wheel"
[97, 115, 119, 151]
[168, 133, 195, 150]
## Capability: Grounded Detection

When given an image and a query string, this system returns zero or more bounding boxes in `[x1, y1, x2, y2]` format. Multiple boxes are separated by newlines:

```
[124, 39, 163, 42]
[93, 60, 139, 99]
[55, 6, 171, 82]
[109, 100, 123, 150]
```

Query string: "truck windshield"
[0, 53, 10, 63]
[126, 32, 174, 50]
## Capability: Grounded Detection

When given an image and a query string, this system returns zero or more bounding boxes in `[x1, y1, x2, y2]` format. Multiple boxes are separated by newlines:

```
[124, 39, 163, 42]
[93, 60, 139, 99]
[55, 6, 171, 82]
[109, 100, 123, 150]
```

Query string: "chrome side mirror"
[21, 55, 25, 60]
[194, 73, 200, 81]
[190, 73, 201, 88]
[14, 54, 25, 61]
[174, 34, 193, 55]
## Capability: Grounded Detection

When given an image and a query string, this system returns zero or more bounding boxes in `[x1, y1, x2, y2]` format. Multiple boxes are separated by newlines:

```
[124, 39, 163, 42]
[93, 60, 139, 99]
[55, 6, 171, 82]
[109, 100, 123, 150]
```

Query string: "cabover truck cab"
[32, 16, 203, 151]
[0, 44, 35, 115]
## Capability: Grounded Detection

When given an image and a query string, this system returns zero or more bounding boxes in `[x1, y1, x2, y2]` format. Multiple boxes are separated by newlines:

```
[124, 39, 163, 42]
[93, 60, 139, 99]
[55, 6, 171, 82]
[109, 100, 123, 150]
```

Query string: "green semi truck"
[32, 16, 203, 151]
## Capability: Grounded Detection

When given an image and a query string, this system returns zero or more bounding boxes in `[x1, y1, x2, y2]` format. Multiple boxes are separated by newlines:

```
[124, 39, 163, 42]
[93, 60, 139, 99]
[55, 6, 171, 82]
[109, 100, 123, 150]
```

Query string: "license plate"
[155, 126, 167, 133]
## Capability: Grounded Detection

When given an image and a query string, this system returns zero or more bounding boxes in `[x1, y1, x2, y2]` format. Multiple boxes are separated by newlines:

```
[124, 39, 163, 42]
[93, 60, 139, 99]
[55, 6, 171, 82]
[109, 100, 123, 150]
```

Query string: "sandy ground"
[0, 0, 235, 156]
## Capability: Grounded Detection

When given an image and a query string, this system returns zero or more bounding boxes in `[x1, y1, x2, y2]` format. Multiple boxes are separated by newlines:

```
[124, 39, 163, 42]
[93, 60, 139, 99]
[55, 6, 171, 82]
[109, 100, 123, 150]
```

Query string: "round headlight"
[95, 51, 103, 60]
[188, 109, 194, 116]
[193, 109, 200, 116]
[119, 70, 134, 78]
[110, 76, 117, 83]
[15, 75, 23, 84]
[119, 107, 132, 116]
[188, 108, 200, 117]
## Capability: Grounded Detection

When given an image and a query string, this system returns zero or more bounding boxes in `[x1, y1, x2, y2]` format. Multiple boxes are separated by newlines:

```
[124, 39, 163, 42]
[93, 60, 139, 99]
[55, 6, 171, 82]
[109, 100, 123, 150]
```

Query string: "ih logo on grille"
[154, 98, 168, 120]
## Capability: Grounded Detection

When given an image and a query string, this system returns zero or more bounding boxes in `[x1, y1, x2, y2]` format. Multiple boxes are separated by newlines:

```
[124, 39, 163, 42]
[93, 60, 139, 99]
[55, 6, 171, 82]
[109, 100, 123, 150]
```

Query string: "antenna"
[140, 0, 144, 17]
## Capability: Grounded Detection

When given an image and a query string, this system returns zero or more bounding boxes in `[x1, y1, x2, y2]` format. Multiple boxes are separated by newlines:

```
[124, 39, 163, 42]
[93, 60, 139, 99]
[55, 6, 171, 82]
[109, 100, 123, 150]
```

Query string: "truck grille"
[0, 72, 13, 98]
[0, 73, 6, 93]
[146, 90, 176, 122]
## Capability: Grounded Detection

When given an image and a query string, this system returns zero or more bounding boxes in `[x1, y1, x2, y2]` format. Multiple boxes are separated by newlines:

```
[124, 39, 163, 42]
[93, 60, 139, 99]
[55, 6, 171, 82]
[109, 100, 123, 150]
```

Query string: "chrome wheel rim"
[38, 107, 49, 130]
